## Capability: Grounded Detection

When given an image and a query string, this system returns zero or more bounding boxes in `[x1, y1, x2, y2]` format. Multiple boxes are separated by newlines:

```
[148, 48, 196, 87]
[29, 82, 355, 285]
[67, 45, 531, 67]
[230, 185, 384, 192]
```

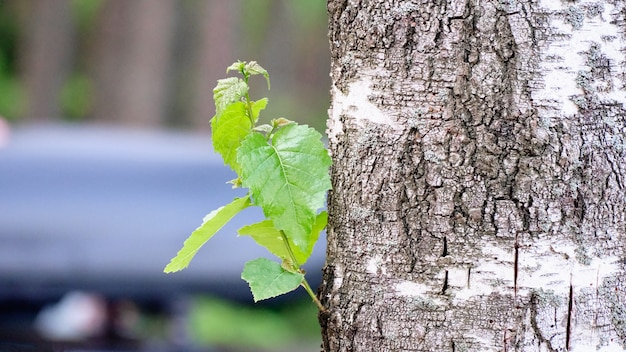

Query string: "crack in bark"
[441, 270, 449, 294]
[503, 329, 508, 352]
[514, 236, 519, 299]
[566, 283, 573, 350]
[605, 151, 624, 190]
[574, 188, 586, 223]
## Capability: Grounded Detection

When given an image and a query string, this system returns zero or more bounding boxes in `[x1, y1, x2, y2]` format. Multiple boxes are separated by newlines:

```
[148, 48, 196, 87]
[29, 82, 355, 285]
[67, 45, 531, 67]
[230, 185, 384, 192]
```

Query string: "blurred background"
[0, 0, 329, 130]
[0, 1, 330, 351]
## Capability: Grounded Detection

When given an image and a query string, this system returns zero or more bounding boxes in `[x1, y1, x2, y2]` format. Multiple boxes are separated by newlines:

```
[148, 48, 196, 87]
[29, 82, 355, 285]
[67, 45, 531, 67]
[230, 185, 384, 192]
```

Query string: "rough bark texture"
[320, 1, 626, 351]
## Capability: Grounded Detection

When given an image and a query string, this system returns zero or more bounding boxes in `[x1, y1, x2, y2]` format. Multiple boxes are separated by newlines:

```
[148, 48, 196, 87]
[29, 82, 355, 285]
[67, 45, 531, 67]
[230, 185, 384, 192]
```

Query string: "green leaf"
[304, 211, 327, 261]
[214, 77, 248, 114]
[250, 98, 268, 122]
[238, 210, 327, 265]
[241, 258, 304, 302]
[226, 60, 245, 74]
[245, 61, 270, 89]
[238, 220, 290, 261]
[237, 124, 331, 253]
[211, 102, 251, 173]
[164, 196, 251, 273]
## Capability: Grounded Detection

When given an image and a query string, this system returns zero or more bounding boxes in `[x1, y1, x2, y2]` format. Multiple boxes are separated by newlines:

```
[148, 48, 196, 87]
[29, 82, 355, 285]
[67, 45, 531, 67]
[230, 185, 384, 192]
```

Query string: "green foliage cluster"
[165, 61, 331, 308]
[60, 73, 93, 120]
[0, 56, 24, 121]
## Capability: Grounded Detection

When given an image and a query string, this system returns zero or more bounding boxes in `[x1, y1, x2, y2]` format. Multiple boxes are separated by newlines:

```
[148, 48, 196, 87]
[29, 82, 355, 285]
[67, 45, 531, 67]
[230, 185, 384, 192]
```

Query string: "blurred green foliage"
[241, 0, 272, 54]
[0, 55, 25, 121]
[60, 73, 93, 121]
[286, 1, 326, 31]
[61, 0, 101, 121]
[0, 2, 23, 120]
[189, 296, 320, 351]
[70, 0, 102, 32]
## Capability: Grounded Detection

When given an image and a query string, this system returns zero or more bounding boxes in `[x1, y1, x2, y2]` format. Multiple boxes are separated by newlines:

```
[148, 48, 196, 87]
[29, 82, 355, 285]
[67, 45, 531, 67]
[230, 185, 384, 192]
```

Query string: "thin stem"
[301, 277, 325, 312]
[265, 125, 277, 142]
[280, 231, 325, 311]
[244, 92, 255, 126]
[242, 72, 256, 126]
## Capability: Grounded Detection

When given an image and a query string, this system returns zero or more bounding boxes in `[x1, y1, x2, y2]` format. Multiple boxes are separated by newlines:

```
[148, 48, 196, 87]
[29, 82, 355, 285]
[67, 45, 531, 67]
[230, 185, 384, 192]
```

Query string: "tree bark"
[320, 0, 626, 351]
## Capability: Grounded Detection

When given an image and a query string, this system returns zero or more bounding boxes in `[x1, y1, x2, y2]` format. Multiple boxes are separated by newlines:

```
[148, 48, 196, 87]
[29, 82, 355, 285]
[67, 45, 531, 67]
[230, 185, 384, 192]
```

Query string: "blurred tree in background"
[1, 0, 329, 131]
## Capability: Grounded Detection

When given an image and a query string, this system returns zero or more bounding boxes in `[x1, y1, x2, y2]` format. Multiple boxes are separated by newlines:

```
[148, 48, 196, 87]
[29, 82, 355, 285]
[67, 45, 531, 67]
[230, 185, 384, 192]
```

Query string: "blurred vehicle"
[0, 124, 326, 350]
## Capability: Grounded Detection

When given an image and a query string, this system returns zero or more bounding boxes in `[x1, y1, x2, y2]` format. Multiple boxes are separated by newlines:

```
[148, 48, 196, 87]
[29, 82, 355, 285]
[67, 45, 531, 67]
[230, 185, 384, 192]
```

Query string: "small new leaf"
[164, 196, 251, 273]
[226, 61, 245, 74]
[214, 77, 248, 114]
[271, 117, 293, 128]
[253, 124, 273, 135]
[241, 258, 303, 302]
[244, 61, 270, 89]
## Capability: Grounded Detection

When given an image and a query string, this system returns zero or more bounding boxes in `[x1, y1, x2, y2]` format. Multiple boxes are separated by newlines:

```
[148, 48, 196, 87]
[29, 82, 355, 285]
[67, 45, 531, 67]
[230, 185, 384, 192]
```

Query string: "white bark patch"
[451, 241, 620, 301]
[366, 255, 387, 276]
[446, 267, 470, 289]
[326, 105, 344, 149]
[333, 276, 343, 290]
[452, 246, 514, 301]
[395, 280, 430, 297]
[517, 242, 619, 296]
[570, 341, 625, 352]
[534, 1, 626, 118]
[330, 76, 398, 137]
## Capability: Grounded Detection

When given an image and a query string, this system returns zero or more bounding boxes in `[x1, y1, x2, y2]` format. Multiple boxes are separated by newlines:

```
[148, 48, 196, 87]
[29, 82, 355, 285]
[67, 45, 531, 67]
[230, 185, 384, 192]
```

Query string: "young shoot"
[164, 61, 330, 310]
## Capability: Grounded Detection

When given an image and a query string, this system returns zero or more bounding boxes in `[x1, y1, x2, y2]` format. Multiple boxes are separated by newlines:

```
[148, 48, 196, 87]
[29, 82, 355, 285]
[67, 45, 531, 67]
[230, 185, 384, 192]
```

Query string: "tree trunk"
[19, 0, 73, 121]
[188, 0, 238, 130]
[92, 0, 174, 127]
[320, 0, 626, 351]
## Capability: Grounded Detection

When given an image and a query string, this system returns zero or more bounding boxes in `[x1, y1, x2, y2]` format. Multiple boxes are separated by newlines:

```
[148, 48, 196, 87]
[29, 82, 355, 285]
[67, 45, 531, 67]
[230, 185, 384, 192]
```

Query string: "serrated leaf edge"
[164, 196, 250, 273]
[241, 258, 303, 302]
